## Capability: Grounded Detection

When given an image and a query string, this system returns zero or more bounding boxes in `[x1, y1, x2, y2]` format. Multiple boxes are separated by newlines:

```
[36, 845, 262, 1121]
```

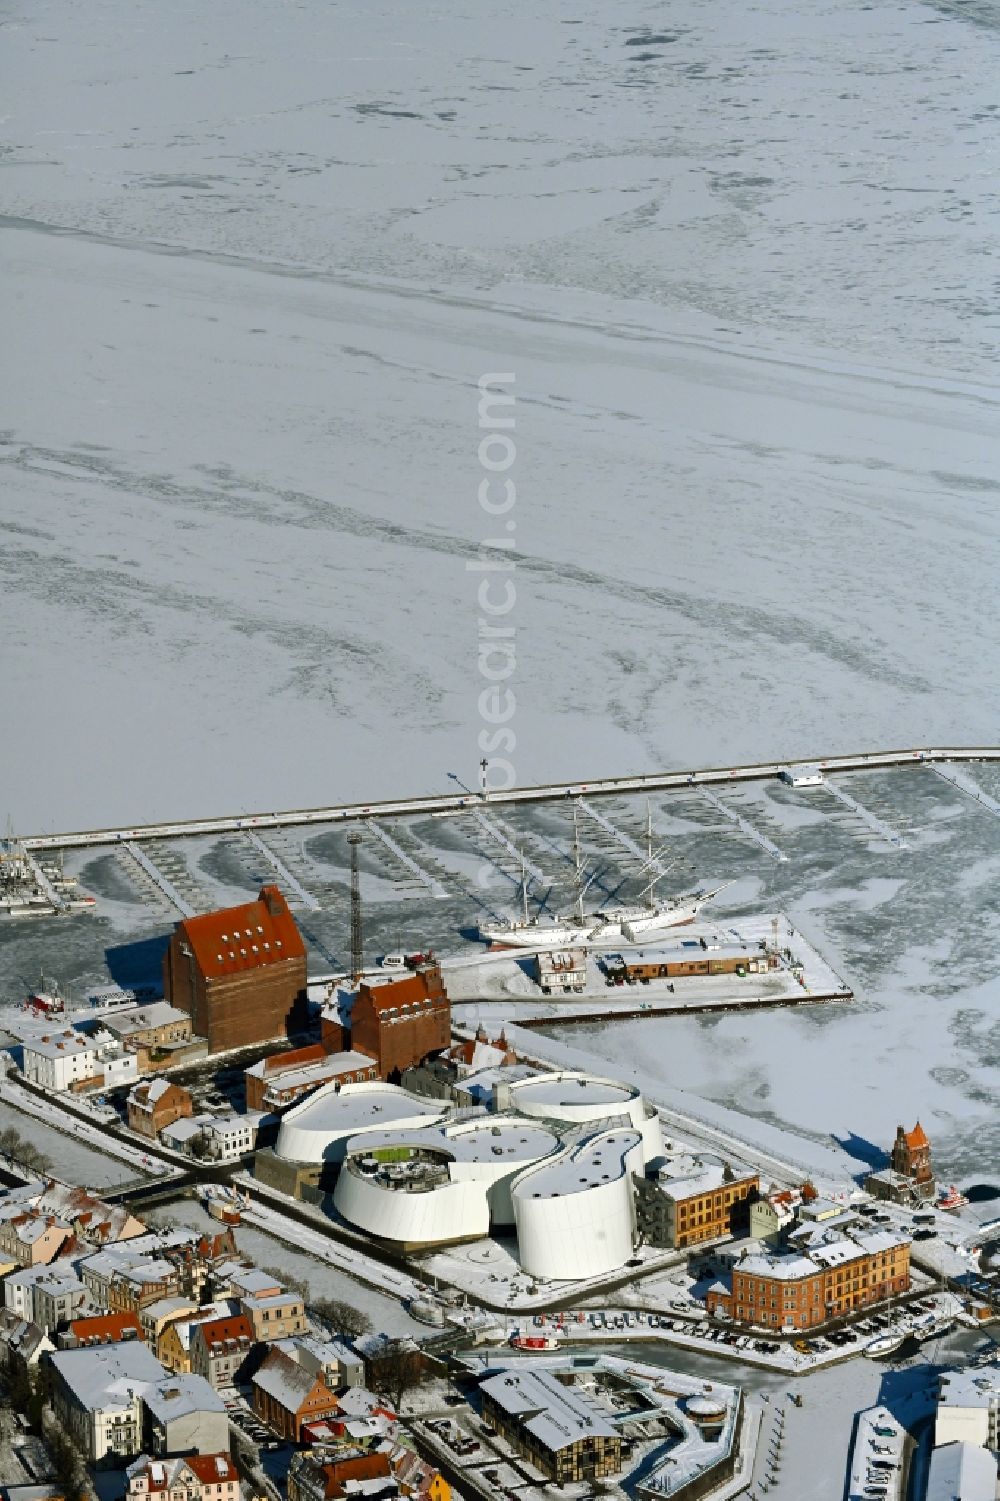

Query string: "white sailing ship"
[479, 804, 728, 951]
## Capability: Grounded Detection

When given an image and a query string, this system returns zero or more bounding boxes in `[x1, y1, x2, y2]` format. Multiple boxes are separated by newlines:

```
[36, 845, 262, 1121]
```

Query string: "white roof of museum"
[514, 1128, 640, 1200]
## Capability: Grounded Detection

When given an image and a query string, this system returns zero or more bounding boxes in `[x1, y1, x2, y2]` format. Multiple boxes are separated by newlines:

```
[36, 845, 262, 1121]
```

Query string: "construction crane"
[348, 831, 364, 983]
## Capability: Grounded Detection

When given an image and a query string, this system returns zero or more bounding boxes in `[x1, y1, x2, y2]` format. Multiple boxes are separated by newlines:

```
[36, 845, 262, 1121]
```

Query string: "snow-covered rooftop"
[513, 1127, 640, 1199]
[480, 1366, 618, 1452]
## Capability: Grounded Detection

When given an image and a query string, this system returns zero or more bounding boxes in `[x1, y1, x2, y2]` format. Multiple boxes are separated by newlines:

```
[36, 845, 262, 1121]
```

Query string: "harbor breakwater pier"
[20, 745, 1000, 851]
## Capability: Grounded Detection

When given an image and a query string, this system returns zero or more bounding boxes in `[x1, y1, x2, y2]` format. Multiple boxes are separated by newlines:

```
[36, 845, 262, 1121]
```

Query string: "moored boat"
[864, 1331, 907, 1358]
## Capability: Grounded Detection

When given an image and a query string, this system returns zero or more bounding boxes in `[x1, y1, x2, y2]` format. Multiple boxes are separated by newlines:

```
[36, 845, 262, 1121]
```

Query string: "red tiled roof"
[184, 1454, 239, 1485]
[320, 1453, 391, 1495]
[904, 1121, 929, 1150]
[357, 967, 447, 1016]
[194, 1313, 254, 1350]
[262, 1043, 328, 1075]
[70, 1311, 142, 1343]
[177, 885, 305, 978]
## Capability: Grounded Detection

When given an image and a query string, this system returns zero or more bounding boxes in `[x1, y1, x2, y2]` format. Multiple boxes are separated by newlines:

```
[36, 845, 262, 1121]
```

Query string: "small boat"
[864, 1331, 907, 1358]
[937, 1185, 969, 1211]
[509, 1333, 560, 1352]
[915, 1316, 955, 1343]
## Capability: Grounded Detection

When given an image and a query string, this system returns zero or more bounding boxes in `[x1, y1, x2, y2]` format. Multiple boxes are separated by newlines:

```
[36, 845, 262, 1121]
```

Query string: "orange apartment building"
[707, 1230, 911, 1331]
[635, 1165, 760, 1250]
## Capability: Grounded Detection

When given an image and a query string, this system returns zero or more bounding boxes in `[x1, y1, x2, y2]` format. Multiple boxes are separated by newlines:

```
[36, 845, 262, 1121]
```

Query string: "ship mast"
[573, 806, 585, 922]
[520, 849, 529, 924]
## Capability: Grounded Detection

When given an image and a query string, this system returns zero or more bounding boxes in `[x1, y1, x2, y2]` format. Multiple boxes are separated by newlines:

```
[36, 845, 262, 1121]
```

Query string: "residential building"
[101, 1003, 193, 1056]
[241, 1290, 307, 1343]
[48, 1341, 167, 1465]
[64, 1311, 143, 1349]
[157, 1316, 196, 1375]
[22, 1030, 139, 1092]
[108, 1260, 182, 1315]
[163, 885, 307, 1053]
[31, 1183, 145, 1248]
[634, 1161, 760, 1249]
[80, 1236, 220, 1313]
[141, 1374, 229, 1457]
[245, 1047, 377, 1112]
[217, 1265, 281, 1300]
[189, 1313, 256, 1388]
[287, 1451, 394, 1501]
[4, 1262, 76, 1322]
[277, 1335, 365, 1389]
[0, 1310, 54, 1373]
[28, 1268, 92, 1334]
[251, 1347, 340, 1441]
[139, 1298, 200, 1351]
[349, 966, 451, 1081]
[156, 1302, 242, 1376]
[479, 1367, 621, 1484]
[127, 1079, 193, 1140]
[0, 1211, 72, 1269]
[125, 1452, 239, 1501]
[21, 1031, 103, 1092]
[203, 1113, 266, 1162]
[389, 1446, 451, 1501]
[748, 1187, 802, 1245]
[706, 1227, 911, 1331]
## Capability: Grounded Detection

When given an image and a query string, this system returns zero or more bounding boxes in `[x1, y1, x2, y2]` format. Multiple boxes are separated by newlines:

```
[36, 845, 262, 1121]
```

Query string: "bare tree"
[311, 1296, 372, 1341]
[368, 1340, 429, 1411]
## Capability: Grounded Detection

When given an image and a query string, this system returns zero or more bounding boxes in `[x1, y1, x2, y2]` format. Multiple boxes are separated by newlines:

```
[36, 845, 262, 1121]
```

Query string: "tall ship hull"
[479, 888, 725, 952]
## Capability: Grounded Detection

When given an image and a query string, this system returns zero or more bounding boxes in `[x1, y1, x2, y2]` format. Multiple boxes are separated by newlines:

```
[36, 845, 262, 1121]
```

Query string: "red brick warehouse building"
[163, 885, 307, 1053]
[324, 963, 450, 1081]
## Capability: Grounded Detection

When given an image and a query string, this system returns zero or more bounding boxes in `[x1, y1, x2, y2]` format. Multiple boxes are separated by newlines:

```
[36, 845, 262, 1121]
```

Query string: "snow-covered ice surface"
[2, 0, 1000, 831]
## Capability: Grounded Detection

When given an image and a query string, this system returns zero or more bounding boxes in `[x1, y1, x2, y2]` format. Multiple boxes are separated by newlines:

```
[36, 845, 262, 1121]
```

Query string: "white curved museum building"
[511, 1126, 644, 1280]
[274, 1079, 445, 1164]
[275, 1068, 665, 1281]
[332, 1116, 560, 1249]
[501, 1069, 663, 1163]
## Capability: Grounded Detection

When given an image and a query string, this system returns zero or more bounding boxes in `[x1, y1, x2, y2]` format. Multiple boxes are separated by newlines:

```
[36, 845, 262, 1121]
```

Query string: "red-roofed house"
[127, 1079, 193, 1141]
[349, 965, 450, 1082]
[244, 1046, 378, 1111]
[287, 1450, 393, 1501]
[67, 1310, 143, 1348]
[189, 1313, 255, 1388]
[252, 1347, 340, 1441]
[163, 885, 307, 1052]
[126, 1452, 239, 1501]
